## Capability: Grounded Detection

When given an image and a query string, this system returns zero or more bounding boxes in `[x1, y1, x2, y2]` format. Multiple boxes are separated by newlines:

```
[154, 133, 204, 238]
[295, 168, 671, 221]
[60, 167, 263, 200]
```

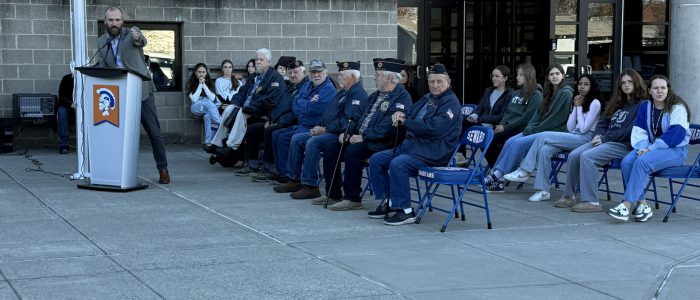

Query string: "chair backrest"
[461, 104, 479, 116]
[450, 126, 493, 171]
[689, 123, 700, 145]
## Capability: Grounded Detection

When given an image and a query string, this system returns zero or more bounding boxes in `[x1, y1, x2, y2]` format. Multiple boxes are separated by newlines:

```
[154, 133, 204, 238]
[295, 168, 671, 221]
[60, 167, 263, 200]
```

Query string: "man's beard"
[108, 26, 121, 37]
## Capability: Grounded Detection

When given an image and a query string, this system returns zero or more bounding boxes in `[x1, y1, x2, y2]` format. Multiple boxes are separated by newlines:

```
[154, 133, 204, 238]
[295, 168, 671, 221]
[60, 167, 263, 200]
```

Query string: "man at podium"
[95, 6, 170, 184]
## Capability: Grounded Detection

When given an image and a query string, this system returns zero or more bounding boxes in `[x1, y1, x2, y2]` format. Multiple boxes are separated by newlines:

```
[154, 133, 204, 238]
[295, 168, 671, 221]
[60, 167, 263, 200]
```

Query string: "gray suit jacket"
[96, 28, 155, 101]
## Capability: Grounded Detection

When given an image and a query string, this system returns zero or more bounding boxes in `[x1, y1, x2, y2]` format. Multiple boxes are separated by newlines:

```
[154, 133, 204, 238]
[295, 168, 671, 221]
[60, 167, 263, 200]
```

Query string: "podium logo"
[93, 85, 119, 127]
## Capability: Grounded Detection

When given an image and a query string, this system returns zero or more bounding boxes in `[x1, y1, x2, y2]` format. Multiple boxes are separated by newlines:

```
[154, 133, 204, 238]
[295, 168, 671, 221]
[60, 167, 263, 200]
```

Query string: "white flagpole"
[70, 0, 89, 180]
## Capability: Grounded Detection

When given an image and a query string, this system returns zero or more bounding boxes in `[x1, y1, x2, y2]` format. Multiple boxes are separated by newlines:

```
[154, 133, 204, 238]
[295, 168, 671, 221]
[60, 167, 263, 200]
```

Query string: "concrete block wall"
[0, 0, 397, 147]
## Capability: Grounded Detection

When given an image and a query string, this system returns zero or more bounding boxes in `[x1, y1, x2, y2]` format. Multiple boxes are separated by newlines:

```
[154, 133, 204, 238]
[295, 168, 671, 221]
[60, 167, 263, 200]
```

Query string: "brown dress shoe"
[273, 181, 302, 193]
[291, 186, 321, 199]
[159, 169, 170, 184]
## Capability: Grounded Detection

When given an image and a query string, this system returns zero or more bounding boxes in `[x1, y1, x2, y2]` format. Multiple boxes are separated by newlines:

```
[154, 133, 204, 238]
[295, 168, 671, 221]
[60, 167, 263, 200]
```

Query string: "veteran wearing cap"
[206, 48, 286, 163]
[273, 59, 337, 196]
[252, 59, 309, 182]
[310, 58, 414, 209]
[368, 64, 462, 225]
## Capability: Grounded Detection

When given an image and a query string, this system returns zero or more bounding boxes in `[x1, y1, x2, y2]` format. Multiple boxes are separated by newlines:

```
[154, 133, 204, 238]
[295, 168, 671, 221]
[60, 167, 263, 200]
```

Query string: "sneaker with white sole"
[504, 168, 530, 183]
[528, 191, 550, 202]
[485, 180, 504, 193]
[384, 210, 416, 226]
[607, 203, 630, 221]
[634, 203, 653, 222]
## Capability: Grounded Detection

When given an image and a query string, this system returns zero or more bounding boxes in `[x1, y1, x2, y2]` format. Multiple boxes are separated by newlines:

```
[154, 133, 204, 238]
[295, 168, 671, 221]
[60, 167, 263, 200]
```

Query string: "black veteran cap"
[288, 60, 304, 69]
[336, 61, 361, 71]
[429, 63, 449, 75]
[373, 58, 404, 73]
[275, 56, 296, 69]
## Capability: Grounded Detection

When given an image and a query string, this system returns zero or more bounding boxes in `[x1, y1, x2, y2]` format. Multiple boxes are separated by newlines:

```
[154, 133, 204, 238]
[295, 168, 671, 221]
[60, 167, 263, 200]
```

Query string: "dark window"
[97, 21, 182, 92]
[623, 0, 668, 79]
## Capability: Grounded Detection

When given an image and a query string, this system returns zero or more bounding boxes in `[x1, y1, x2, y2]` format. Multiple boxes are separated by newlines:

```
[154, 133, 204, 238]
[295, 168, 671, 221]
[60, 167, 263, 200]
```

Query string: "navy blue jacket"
[321, 81, 369, 134]
[293, 77, 336, 129]
[403, 87, 462, 166]
[271, 77, 309, 126]
[474, 86, 513, 125]
[232, 67, 286, 118]
[353, 84, 413, 152]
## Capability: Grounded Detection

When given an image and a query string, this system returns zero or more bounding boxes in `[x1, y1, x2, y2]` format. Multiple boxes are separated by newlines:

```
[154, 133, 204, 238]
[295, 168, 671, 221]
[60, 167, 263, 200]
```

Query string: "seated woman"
[607, 75, 691, 222]
[504, 75, 603, 201]
[188, 63, 221, 145]
[560, 69, 647, 213]
[486, 64, 573, 193]
[214, 59, 242, 113]
[399, 65, 419, 102]
[482, 63, 542, 169]
[466, 65, 513, 130]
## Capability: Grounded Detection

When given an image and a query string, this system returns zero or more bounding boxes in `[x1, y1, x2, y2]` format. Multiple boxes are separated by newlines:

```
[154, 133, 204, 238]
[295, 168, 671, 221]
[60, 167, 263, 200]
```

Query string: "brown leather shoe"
[159, 169, 170, 184]
[290, 186, 321, 199]
[273, 181, 302, 193]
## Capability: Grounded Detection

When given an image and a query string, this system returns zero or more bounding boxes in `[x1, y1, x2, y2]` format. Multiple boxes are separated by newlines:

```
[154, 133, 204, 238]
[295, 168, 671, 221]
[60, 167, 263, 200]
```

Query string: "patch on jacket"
[351, 100, 360, 105]
[380, 101, 390, 112]
[396, 103, 405, 109]
[446, 109, 454, 119]
[271, 82, 279, 87]
[310, 94, 320, 102]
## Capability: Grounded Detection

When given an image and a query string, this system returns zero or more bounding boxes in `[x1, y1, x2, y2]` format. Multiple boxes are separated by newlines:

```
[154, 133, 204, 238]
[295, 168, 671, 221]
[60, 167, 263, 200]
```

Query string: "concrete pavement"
[1, 146, 698, 299]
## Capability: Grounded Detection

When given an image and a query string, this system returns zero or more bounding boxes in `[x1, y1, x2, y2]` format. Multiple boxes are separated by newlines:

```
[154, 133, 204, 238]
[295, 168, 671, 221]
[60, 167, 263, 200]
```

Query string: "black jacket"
[232, 67, 286, 118]
[321, 81, 369, 134]
[271, 77, 309, 126]
[474, 87, 513, 125]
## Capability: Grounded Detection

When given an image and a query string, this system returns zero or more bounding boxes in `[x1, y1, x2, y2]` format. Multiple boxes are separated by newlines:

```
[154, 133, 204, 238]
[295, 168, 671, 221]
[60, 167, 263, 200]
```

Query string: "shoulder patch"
[396, 103, 405, 110]
[271, 82, 279, 87]
[351, 100, 360, 105]
[380, 101, 390, 112]
[446, 108, 454, 119]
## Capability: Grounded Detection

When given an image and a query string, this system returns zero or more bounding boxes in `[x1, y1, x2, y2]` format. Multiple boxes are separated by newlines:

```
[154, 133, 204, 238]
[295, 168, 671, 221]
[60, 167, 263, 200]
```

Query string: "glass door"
[584, 1, 618, 93]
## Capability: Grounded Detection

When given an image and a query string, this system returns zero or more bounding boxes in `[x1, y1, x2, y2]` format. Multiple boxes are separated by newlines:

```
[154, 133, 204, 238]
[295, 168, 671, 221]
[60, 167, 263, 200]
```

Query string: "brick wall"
[0, 0, 398, 147]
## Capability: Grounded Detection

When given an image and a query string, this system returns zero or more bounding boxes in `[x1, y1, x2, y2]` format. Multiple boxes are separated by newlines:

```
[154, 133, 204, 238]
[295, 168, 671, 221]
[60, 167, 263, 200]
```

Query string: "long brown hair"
[220, 59, 240, 90]
[541, 64, 567, 114]
[649, 75, 691, 121]
[517, 63, 537, 102]
[186, 63, 215, 95]
[604, 69, 647, 117]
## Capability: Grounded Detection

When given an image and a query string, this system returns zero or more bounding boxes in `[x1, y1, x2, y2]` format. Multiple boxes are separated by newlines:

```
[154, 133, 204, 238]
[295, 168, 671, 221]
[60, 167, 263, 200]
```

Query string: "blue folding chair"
[415, 126, 494, 232]
[598, 158, 625, 201]
[647, 124, 700, 222]
[515, 151, 569, 190]
[461, 103, 479, 117]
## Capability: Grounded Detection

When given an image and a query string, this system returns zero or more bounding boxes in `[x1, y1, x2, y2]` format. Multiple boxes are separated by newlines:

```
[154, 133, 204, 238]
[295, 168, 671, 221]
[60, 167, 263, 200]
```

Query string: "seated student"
[252, 59, 308, 183]
[56, 73, 74, 154]
[399, 66, 419, 102]
[367, 64, 462, 225]
[241, 58, 256, 85]
[214, 59, 243, 112]
[205, 49, 286, 165]
[271, 59, 336, 194]
[314, 58, 413, 210]
[504, 74, 603, 201]
[188, 63, 221, 145]
[482, 63, 542, 169]
[560, 69, 647, 213]
[485, 64, 573, 192]
[466, 65, 514, 129]
[608, 75, 691, 222]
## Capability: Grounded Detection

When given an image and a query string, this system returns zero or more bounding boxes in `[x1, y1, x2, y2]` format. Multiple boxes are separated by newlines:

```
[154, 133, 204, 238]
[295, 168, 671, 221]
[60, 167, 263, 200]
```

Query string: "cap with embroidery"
[288, 60, 304, 69]
[373, 58, 404, 73]
[336, 61, 360, 71]
[309, 59, 327, 71]
[275, 56, 296, 69]
[429, 64, 449, 75]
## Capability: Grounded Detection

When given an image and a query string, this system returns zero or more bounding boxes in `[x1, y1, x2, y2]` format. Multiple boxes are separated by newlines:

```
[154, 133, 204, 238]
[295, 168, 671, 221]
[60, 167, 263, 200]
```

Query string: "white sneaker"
[528, 191, 550, 202]
[504, 168, 530, 183]
[607, 203, 630, 221]
[634, 203, 653, 222]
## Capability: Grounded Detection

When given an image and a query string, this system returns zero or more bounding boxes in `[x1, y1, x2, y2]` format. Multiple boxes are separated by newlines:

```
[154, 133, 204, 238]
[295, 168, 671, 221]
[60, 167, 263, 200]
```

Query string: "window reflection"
[142, 30, 175, 89]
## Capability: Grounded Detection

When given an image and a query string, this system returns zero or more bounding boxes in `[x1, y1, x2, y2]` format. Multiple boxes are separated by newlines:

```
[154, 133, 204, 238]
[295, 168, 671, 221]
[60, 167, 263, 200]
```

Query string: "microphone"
[85, 35, 115, 66]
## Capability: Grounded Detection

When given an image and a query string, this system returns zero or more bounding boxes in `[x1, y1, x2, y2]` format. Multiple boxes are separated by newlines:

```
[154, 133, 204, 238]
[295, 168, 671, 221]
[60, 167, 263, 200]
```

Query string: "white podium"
[75, 67, 148, 192]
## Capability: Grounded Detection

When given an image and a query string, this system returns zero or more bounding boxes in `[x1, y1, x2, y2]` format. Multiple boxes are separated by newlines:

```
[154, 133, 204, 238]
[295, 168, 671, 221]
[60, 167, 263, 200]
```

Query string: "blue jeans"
[274, 125, 308, 177]
[519, 131, 593, 192]
[56, 106, 69, 148]
[287, 132, 312, 181]
[493, 132, 542, 175]
[621, 147, 687, 203]
[300, 133, 337, 186]
[368, 145, 429, 209]
[190, 98, 221, 144]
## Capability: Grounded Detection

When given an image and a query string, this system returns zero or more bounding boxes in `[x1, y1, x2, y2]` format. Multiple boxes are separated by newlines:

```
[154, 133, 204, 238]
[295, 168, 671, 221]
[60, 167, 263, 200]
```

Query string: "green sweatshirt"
[523, 85, 573, 135]
[500, 89, 543, 133]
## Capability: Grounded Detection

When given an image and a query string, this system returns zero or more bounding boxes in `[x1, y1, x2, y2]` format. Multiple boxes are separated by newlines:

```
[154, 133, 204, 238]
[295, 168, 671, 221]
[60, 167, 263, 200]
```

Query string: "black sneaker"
[485, 180, 504, 193]
[203, 144, 218, 153]
[235, 166, 259, 176]
[384, 210, 416, 226]
[367, 203, 397, 219]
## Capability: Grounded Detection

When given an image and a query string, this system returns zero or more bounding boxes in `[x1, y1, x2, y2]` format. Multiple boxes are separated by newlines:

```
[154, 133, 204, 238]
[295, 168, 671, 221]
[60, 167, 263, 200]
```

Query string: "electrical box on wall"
[13, 94, 56, 119]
